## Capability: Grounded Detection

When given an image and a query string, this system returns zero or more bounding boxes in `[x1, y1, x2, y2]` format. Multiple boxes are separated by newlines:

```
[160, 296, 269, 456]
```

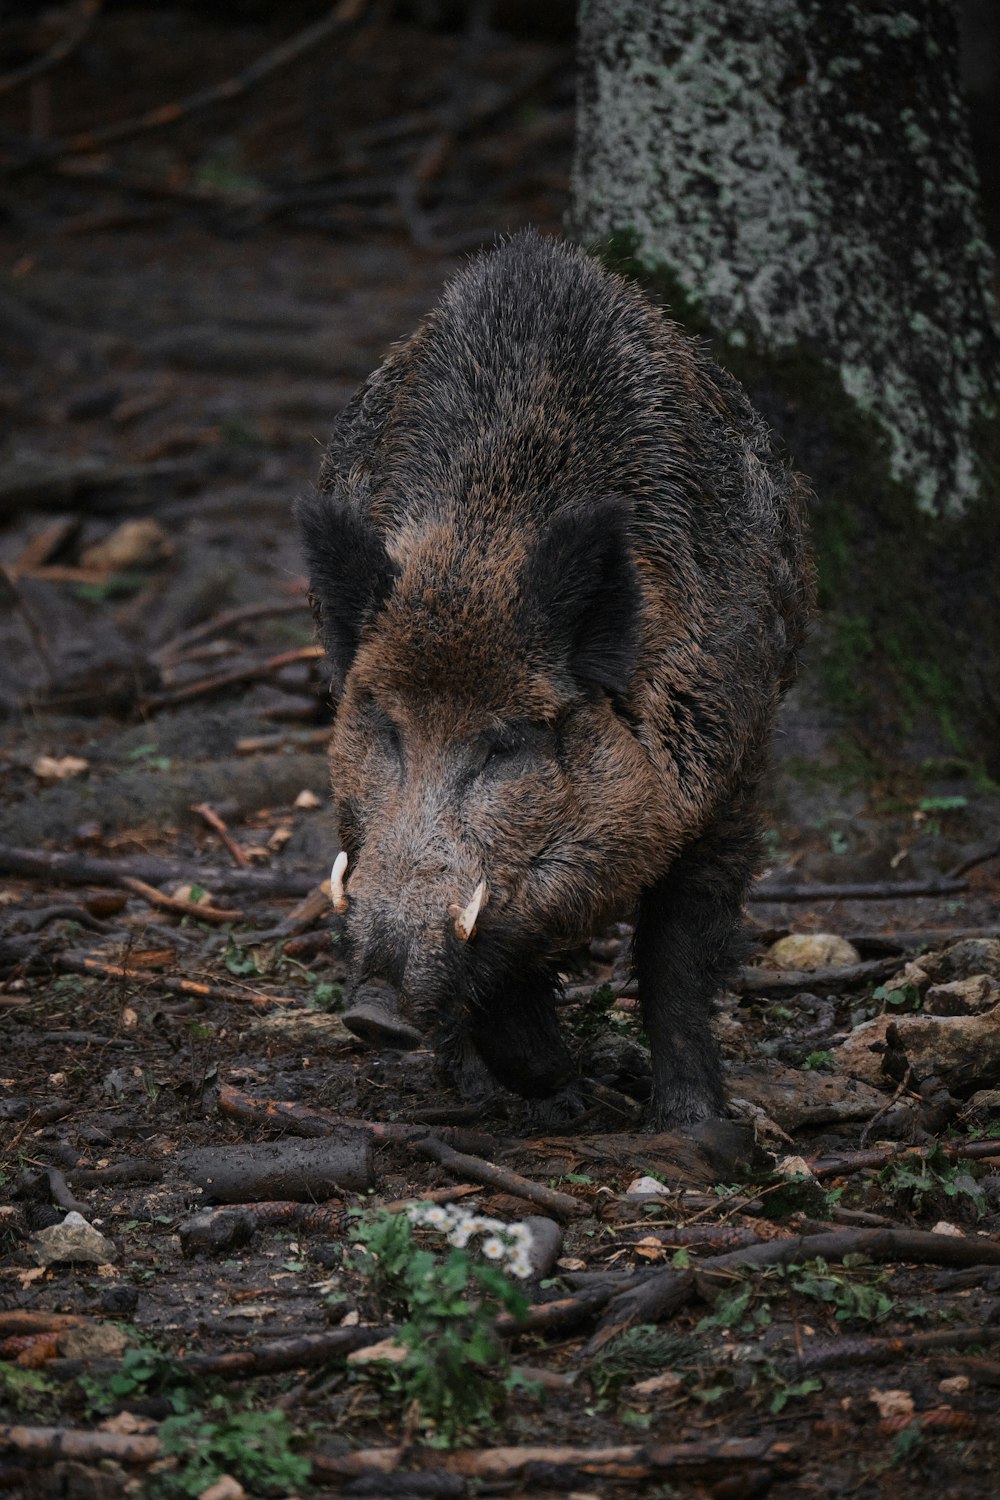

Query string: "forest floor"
[1, 7, 1000, 1500]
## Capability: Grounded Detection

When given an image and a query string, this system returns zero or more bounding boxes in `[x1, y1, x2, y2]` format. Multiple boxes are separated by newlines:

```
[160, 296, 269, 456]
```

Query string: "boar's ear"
[295, 493, 398, 692]
[524, 499, 640, 699]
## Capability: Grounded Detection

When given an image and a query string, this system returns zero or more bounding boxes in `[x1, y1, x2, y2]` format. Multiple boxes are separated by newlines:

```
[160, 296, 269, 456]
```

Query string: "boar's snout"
[341, 979, 422, 1051]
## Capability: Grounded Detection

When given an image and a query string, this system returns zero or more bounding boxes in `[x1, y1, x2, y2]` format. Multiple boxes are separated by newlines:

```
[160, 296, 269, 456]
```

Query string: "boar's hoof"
[342, 982, 422, 1051]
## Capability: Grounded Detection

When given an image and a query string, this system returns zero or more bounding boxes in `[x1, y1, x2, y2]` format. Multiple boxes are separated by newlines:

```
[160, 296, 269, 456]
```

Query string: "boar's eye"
[360, 698, 403, 766]
[479, 722, 549, 778]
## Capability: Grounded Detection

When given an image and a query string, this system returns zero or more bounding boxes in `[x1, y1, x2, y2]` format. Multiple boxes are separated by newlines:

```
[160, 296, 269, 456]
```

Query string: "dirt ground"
[1, 8, 999, 1499]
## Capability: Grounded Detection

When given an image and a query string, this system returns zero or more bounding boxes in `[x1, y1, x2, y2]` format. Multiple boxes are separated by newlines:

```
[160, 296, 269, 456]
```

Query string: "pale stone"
[625, 1175, 670, 1197]
[198, 1478, 247, 1500]
[764, 933, 860, 971]
[28, 1211, 117, 1266]
[868, 1388, 914, 1420]
[32, 754, 89, 780]
[834, 1004, 1000, 1090]
[924, 974, 1000, 1016]
[775, 1155, 816, 1180]
[58, 1323, 131, 1360]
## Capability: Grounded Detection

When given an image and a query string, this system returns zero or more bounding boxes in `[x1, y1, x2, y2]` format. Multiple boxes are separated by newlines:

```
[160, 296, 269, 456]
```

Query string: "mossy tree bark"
[572, 0, 1000, 774]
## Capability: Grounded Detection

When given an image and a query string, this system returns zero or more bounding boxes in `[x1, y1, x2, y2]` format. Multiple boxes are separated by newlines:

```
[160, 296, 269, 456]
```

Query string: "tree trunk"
[572, 0, 1000, 772]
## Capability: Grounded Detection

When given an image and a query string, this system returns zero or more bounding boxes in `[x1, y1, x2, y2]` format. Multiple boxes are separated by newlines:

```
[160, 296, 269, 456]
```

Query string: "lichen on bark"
[572, 0, 1000, 519]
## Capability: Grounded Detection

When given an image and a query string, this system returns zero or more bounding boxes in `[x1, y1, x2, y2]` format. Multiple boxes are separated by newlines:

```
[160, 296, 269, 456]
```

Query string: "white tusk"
[453, 880, 487, 942]
[330, 850, 350, 914]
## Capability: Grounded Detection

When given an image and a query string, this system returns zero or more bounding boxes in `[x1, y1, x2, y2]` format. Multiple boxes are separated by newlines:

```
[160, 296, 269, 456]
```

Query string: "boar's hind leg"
[635, 796, 758, 1127]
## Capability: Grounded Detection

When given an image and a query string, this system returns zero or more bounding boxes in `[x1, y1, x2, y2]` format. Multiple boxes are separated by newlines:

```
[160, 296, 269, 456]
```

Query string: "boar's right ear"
[524, 499, 640, 699]
[295, 494, 397, 693]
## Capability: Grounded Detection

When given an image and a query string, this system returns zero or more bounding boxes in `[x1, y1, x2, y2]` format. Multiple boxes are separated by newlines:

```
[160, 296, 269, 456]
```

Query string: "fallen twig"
[153, 597, 310, 664]
[0, 1424, 159, 1465]
[590, 1227, 1000, 1351]
[118, 875, 244, 925]
[0, 2, 103, 101]
[56, 952, 301, 1008]
[314, 1435, 794, 1484]
[751, 876, 967, 902]
[217, 1083, 494, 1156]
[0, 842, 316, 897]
[409, 1136, 585, 1221]
[810, 1139, 1000, 1178]
[2, 1, 371, 177]
[236, 726, 332, 755]
[140, 645, 323, 712]
[737, 956, 899, 994]
[190, 802, 252, 868]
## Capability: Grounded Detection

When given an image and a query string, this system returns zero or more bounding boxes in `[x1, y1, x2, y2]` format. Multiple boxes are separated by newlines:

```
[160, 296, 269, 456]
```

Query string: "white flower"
[481, 1236, 506, 1260]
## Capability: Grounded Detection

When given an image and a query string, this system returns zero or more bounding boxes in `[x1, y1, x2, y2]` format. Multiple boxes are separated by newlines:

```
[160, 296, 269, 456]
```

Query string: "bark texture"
[572, 0, 999, 520]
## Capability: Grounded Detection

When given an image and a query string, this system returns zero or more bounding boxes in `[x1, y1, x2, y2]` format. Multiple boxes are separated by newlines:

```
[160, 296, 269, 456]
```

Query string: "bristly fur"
[299, 230, 815, 1127]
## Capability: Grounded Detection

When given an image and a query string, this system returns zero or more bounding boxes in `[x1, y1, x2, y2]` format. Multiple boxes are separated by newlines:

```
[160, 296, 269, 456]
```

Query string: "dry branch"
[591, 1227, 1000, 1350]
[315, 1435, 794, 1484]
[56, 952, 301, 1008]
[409, 1135, 585, 1221]
[217, 1083, 494, 1156]
[0, 842, 316, 897]
[3, 1, 372, 177]
[140, 645, 323, 711]
[0, 1424, 159, 1465]
[190, 802, 252, 868]
[0, 2, 103, 100]
[751, 876, 967, 902]
[118, 875, 244, 925]
[153, 597, 310, 663]
[811, 1140, 1000, 1177]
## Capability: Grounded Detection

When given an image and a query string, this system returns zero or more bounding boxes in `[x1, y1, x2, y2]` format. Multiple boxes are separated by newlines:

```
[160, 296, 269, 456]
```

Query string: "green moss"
[591, 231, 1000, 778]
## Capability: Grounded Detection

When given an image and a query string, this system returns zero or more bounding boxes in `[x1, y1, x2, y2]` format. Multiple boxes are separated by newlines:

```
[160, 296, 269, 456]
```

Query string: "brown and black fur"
[297, 231, 814, 1126]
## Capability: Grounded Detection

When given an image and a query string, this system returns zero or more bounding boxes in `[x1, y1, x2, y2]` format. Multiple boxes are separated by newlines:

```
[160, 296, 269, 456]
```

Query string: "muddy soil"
[1, 8, 999, 1499]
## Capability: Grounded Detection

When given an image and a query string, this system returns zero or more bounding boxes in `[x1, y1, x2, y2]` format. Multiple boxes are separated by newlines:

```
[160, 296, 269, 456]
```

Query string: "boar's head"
[297, 490, 671, 1102]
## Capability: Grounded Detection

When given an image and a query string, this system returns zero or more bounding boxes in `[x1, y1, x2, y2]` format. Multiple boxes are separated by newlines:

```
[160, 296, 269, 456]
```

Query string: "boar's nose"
[341, 979, 422, 1050]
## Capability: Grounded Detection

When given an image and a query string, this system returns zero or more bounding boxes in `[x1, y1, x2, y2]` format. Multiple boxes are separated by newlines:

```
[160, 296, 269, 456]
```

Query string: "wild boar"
[296, 230, 813, 1126]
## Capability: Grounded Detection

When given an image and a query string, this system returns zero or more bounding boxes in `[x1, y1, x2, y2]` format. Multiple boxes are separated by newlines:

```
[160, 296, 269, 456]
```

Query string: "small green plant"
[0, 1361, 55, 1414]
[917, 795, 967, 813]
[878, 1147, 985, 1218]
[79, 1340, 183, 1412]
[349, 1204, 533, 1444]
[222, 938, 261, 978]
[802, 1050, 834, 1071]
[784, 1256, 895, 1326]
[156, 1399, 310, 1497]
[872, 981, 922, 1013]
[75, 572, 146, 603]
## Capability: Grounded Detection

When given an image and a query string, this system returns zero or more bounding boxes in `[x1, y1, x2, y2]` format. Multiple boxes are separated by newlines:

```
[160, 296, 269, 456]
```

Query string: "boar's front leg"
[465, 971, 575, 1100]
[635, 794, 759, 1127]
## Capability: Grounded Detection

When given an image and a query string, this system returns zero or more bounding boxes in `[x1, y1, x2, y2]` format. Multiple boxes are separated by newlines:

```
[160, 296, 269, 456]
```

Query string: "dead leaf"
[347, 1337, 408, 1366]
[80, 518, 173, 571]
[630, 1370, 684, 1397]
[868, 1387, 914, 1420]
[33, 755, 89, 780]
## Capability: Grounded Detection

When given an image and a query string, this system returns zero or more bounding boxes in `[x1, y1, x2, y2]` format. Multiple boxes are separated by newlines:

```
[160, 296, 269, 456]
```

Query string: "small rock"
[775, 1155, 816, 1179]
[179, 1208, 257, 1257]
[924, 975, 1000, 1016]
[834, 1004, 1000, 1090]
[58, 1323, 131, 1360]
[98, 1284, 139, 1317]
[938, 1375, 970, 1396]
[626, 1175, 670, 1198]
[923, 939, 1000, 983]
[198, 1478, 247, 1500]
[522, 1215, 563, 1278]
[963, 1088, 1000, 1120]
[293, 788, 321, 809]
[765, 933, 860, 971]
[81, 518, 173, 571]
[931, 1221, 964, 1237]
[27, 1211, 117, 1266]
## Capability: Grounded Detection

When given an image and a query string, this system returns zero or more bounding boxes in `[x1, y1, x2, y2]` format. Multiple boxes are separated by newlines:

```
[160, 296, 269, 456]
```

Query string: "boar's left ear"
[295, 493, 398, 693]
[524, 499, 640, 699]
